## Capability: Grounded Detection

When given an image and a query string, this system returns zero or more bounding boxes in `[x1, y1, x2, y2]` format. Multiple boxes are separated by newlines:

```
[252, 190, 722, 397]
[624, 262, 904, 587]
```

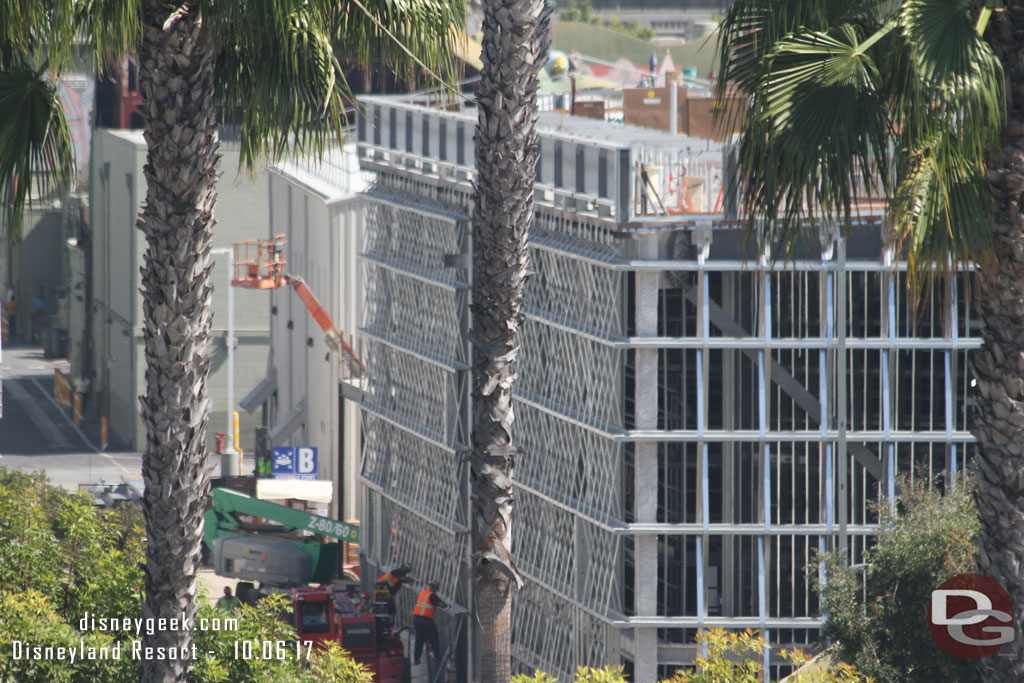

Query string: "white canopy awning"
[256, 478, 333, 504]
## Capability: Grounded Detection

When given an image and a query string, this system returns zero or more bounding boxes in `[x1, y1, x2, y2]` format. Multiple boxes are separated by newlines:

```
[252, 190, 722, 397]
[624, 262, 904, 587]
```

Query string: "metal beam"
[684, 288, 884, 480]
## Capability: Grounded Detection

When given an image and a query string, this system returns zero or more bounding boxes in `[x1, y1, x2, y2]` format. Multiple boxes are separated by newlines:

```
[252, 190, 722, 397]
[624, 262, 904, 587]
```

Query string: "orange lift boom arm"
[284, 275, 365, 376]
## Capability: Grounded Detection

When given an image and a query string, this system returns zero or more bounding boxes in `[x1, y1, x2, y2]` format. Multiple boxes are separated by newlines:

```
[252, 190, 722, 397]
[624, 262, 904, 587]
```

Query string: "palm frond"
[211, 0, 347, 169]
[209, 0, 466, 171]
[714, 0, 884, 96]
[75, 0, 142, 76]
[328, 0, 467, 93]
[0, 0, 76, 71]
[0, 0, 48, 63]
[714, 0, 887, 153]
[899, 0, 1003, 164]
[888, 129, 992, 293]
[715, 0, 1005, 297]
[735, 24, 891, 256]
[0, 63, 74, 238]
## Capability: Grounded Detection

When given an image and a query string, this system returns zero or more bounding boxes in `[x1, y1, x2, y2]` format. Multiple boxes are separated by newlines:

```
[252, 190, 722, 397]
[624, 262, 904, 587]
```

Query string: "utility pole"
[212, 248, 238, 476]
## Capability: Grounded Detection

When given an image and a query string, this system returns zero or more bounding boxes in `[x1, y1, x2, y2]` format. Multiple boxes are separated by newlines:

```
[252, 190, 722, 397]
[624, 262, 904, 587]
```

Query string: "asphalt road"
[0, 343, 143, 490]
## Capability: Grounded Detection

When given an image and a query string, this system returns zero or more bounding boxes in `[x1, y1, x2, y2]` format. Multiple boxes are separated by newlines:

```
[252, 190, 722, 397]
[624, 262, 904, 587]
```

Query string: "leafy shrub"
[0, 589, 136, 683]
[818, 476, 980, 682]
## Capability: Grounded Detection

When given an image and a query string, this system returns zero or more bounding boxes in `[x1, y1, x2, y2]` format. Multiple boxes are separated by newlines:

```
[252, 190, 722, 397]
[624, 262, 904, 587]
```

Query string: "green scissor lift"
[204, 487, 360, 585]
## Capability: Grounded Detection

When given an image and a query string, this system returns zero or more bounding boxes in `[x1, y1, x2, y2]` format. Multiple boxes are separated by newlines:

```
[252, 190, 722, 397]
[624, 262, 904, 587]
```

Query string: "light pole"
[211, 247, 238, 476]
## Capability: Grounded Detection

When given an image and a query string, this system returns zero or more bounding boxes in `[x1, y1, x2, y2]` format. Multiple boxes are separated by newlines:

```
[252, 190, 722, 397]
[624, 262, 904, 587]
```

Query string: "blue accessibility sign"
[271, 446, 318, 480]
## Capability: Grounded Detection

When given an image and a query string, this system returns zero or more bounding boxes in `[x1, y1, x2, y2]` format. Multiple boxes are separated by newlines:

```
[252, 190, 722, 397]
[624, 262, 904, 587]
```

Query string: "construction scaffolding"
[353, 96, 978, 682]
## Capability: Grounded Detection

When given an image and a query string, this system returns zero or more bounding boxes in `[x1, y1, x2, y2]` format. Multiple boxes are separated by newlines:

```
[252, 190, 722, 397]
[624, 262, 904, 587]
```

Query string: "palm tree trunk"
[976, 4, 1024, 680]
[136, 2, 219, 680]
[472, 0, 550, 679]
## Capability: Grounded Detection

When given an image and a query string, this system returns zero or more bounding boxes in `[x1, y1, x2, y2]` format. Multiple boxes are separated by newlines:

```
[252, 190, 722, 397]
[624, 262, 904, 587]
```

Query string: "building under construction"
[351, 95, 978, 681]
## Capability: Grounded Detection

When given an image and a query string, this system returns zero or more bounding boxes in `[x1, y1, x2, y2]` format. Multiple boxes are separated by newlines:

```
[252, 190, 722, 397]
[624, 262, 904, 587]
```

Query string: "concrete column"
[634, 237, 659, 683]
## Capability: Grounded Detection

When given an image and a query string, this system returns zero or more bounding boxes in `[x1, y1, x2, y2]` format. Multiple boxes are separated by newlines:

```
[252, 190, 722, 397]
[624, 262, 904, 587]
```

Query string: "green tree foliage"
[0, 468, 372, 682]
[817, 477, 981, 682]
[0, 469, 144, 615]
[190, 594, 373, 683]
[0, 589, 135, 683]
[559, 0, 599, 25]
[514, 666, 629, 683]
[667, 629, 763, 683]
[664, 629, 870, 683]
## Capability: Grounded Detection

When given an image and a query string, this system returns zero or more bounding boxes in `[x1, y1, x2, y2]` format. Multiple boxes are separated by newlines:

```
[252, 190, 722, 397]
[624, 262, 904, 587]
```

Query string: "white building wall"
[336, 200, 363, 525]
[266, 147, 365, 522]
[90, 128, 145, 447]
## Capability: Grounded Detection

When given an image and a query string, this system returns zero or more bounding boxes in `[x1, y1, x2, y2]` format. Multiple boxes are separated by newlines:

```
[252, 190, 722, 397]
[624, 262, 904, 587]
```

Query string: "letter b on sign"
[297, 447, 317, 475]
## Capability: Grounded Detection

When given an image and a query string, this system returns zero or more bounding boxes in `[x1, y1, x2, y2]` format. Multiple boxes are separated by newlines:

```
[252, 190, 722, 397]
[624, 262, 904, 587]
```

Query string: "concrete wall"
[266, 156, 364, 522]
[85, 129, 270, 452]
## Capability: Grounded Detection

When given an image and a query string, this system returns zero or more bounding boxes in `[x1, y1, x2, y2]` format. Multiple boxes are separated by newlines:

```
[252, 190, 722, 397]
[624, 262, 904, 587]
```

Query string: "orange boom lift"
[230, 235, 364, 376]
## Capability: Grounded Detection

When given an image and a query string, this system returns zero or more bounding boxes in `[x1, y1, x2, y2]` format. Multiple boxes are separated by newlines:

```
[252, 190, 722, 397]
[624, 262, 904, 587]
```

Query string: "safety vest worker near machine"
[412, 582, 447, 667]
[375, 563, 412, 616]
[376, 564, 412, 594]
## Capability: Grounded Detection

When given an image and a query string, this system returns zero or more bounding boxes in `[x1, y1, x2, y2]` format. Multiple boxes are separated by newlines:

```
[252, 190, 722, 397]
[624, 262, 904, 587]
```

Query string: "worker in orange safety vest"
[412, 582, 447, 667]
[375, 563, 412, 595]
[374, 563, 411, 617]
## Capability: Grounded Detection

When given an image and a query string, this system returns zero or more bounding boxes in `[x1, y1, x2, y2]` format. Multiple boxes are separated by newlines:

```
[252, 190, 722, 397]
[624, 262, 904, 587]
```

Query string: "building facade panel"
[354, 96, 978, 681]
[357, 172, 474, 676]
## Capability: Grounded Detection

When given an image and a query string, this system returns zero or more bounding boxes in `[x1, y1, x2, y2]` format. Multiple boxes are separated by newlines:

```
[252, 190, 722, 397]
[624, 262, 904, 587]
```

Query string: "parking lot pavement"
[1, 343, 251, 491]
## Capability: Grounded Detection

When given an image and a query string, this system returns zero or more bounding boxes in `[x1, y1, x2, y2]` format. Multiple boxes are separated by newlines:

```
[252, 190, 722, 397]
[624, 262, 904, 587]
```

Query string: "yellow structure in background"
[233, 411, 244, 473]
[54, 370, 72, 410]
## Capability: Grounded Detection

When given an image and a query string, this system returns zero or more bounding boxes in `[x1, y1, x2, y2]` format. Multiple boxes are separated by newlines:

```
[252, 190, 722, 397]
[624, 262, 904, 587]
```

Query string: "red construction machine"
[292, 585, 407, 681]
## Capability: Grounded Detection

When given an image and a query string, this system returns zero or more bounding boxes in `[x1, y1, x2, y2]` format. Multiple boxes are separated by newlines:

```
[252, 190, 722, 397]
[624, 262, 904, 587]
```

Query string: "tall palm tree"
[472, 0, 550, 679]
[1, 1, 463, 681]
[715, 0, 1023, 677]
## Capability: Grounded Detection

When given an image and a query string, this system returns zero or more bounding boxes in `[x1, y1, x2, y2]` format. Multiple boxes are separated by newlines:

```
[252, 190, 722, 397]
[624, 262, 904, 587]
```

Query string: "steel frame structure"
[352, 96, 978, 682]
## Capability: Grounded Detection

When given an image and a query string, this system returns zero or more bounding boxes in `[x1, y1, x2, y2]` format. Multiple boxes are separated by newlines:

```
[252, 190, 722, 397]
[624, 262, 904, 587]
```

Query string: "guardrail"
[355, 95, 731, 226]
